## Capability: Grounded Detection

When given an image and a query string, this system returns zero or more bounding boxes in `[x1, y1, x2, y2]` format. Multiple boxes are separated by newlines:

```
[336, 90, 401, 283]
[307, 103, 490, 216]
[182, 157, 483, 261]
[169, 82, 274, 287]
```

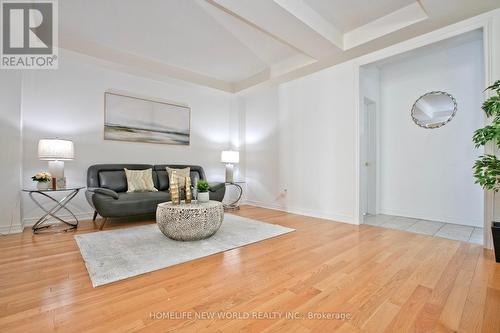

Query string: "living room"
[1, 0, 500, 332]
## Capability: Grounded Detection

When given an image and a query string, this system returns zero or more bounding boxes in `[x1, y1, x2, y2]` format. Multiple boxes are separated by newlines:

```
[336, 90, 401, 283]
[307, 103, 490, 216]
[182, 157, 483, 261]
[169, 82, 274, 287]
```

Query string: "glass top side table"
[22, 186, 85, 234]
[224, 181, 245, 210]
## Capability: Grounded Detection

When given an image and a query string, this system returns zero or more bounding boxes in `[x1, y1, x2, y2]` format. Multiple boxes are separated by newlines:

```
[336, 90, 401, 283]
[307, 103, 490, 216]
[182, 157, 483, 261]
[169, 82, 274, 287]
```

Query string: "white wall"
[4, 9, 500, 238]
[278, 62, 357, 222]
[243, 63, 358, 223]
[376, 38, 484, 227]
[0, 71, 23, 233]
[243, 84, 282, 208]
[21, 50, 238, 224]
[241, 9, 500, 230]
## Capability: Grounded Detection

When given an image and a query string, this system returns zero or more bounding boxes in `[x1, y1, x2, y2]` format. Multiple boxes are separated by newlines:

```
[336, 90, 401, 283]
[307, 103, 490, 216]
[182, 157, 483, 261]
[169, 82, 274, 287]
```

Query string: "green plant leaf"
[473, 80, 500, 190]
[472, 123, 500, 148]
[196, 180, 209, 193]
[482, 96, 500, 118]
[473, 154, 500, 191]
[484, 80, 500, 93]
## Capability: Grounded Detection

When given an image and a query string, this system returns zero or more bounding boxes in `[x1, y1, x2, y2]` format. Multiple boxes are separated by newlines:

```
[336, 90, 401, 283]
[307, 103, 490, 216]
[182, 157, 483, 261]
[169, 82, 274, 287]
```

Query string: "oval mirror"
[411, 91, 457, 129]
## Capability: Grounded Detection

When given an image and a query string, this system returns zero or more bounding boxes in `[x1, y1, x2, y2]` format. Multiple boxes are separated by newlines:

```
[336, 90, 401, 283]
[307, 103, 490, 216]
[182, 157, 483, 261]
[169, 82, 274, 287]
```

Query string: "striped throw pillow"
[124, 168, 158, 192]
[166, 167, 190, 188]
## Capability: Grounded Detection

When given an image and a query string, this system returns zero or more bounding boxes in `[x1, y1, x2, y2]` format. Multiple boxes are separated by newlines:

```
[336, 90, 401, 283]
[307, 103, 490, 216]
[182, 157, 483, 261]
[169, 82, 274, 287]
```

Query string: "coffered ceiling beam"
[207, 0, 338, 60]
[272, 0, 344, 50]
[344, 2, 428, 50]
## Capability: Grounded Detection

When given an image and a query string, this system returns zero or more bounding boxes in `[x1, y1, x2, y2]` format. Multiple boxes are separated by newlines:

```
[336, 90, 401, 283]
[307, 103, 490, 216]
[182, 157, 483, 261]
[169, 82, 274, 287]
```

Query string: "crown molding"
[60, 33, 236, 93]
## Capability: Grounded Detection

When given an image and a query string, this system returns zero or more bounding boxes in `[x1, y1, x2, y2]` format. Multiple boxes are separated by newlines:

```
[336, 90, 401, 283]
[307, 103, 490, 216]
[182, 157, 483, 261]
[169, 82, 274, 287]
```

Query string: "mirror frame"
[411, 91, 457, 129]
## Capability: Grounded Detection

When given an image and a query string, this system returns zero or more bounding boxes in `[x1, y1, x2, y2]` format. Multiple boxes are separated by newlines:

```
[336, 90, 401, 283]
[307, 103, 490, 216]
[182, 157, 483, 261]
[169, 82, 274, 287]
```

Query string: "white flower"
[33, 171, 52, 181]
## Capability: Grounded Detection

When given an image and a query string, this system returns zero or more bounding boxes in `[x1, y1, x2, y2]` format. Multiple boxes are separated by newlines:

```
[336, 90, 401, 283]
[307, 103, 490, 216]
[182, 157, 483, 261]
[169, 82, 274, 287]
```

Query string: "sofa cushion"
[166, 167, 190, 188]
[99, 171, 127, 192]
[156, 169, 169, 191]
[117, 191, 168, 202]
[190, 171, 200, 187]
[93, 191, 170, 217]
[92, 188, 119, 199]
[125, 168, 158, 192]
[154, 165, 206, 191]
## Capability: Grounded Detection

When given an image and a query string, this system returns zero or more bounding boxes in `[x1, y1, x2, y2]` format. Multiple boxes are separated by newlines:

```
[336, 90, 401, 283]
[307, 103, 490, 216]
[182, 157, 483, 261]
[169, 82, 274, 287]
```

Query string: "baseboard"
[244, 200, 356, 225]
[0, 224, 24, 235]
[379, 209, 482, 227]
[22, 211, 95, 227]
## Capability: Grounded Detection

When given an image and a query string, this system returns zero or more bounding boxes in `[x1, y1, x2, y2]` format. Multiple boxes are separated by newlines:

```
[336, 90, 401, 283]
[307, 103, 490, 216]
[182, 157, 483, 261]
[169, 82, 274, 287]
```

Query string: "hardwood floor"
[0, 205, 499, 332]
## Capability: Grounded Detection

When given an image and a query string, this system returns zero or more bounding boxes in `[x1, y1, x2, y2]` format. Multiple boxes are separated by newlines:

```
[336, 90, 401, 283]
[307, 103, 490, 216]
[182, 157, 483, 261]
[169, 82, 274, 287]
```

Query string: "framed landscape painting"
[104, 92, 190, 145]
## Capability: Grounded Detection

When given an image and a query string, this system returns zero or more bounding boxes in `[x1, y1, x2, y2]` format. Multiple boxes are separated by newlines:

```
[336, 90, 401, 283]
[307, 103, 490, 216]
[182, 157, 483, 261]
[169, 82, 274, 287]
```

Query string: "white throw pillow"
[166, 167, 190, 188]
[124, 168, 158, 192]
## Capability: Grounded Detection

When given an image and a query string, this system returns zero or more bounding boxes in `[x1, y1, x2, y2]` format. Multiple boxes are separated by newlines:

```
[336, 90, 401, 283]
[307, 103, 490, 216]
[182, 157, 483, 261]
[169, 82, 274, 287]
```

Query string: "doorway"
[357, 30, 485, 246]
[360, 97, 377, 217]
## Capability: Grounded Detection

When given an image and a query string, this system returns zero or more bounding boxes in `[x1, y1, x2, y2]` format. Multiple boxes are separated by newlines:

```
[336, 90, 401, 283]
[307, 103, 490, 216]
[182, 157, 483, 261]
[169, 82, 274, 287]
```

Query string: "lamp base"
[225, 164, 234, 183]
[48, 160, 65, 179]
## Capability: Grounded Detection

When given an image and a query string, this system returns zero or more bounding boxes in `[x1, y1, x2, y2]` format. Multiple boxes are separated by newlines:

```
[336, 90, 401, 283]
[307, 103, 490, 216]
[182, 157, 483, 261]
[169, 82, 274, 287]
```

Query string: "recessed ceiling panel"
[304, 0, 416, 32]
[60, 0, 270, 82]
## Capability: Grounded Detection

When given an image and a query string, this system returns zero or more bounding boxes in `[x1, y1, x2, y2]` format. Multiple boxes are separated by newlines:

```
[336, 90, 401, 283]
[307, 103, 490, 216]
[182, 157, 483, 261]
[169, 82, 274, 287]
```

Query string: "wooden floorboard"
[0, 205, 499, 332]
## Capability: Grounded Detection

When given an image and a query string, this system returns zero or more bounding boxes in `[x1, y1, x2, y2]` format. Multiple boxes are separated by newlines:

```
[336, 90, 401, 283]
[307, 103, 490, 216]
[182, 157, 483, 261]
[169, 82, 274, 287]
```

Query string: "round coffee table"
[156, 200, 224, 241]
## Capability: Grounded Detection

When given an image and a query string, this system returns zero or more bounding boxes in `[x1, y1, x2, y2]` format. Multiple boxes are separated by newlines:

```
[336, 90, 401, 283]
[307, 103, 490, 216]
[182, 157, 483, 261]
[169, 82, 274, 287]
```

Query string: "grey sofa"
[86, 164, 225, 230]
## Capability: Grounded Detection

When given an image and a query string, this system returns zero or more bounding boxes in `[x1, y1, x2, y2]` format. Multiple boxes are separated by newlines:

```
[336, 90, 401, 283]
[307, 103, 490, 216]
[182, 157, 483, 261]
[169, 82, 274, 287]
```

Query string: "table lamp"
[38, 139, 74, 188]
[221, 150, 239, 183]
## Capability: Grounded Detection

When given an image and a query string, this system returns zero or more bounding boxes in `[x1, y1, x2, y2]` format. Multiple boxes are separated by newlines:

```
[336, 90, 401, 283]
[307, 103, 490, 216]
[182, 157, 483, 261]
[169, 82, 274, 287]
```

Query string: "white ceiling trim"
[59, 33, 235, 93]
[197, 0, 273, 66]
[272, 0, 343, 50]
[56, 2, 500, 94]
[271, 0, 428, 51]
[210, 0, 432, 62]
[208, 0, 336, 59]
[270, 53, 316, 78]
[344, 2, 428, 50]
[205, 0, 314, 58]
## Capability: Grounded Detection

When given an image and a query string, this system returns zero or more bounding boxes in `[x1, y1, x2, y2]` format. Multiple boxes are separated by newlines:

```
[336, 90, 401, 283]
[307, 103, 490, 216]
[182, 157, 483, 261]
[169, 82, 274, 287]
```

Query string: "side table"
[22, 187, 85, 234]
[224, 181, 245, 210]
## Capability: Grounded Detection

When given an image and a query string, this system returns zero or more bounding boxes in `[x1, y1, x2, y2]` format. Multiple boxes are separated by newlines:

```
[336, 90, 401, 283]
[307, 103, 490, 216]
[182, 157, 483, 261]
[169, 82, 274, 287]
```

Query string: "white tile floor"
[363, 214, 483, 245]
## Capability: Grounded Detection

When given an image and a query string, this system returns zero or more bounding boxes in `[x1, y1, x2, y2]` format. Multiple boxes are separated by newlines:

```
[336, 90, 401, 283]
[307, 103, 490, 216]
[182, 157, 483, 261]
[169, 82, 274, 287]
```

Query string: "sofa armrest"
[208, 182, 225, 192]
[87, 187, 119, 199]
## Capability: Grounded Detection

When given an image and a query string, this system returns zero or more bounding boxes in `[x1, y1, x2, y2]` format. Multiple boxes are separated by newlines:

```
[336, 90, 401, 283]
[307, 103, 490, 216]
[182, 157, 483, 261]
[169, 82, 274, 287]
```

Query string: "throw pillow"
[124, 168, 158, 192]
[166, 167, 190, 188]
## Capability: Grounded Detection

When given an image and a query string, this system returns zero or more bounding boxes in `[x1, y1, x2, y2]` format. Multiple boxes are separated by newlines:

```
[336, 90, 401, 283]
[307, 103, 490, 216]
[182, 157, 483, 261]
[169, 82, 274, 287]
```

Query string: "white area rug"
[75, 214, 294, 287]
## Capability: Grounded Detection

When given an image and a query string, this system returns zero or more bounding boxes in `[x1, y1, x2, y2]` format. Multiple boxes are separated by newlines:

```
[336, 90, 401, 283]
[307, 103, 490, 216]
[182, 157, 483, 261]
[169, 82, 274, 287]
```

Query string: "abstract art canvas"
[104, 92, 190, 145]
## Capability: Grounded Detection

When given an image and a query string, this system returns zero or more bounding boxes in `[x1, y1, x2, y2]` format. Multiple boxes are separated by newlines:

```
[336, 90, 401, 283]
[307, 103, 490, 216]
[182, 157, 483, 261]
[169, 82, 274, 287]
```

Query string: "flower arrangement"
[196, 180, 209, 193]
[32, 172, 52, 183]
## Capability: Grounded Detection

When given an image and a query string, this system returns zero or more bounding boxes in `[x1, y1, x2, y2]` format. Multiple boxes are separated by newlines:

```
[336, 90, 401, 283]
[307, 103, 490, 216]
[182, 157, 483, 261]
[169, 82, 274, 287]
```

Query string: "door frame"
[352, 17, 492, 248]
[360, 96, 378, 218]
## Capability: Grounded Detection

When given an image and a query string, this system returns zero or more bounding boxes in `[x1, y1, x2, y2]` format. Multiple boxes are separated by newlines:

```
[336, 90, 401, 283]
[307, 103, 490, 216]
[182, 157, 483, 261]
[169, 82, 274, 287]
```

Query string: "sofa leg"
[92, 211, 98, 222]
[99, 218, 108, 231]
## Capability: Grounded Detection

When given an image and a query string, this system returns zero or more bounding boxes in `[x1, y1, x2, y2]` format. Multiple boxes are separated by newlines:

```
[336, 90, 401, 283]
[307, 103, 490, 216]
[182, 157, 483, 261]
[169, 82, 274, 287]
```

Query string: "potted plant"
[196, 180, 210, 203]
[473, 79, 500, 262]
[32, 172, 52, 190]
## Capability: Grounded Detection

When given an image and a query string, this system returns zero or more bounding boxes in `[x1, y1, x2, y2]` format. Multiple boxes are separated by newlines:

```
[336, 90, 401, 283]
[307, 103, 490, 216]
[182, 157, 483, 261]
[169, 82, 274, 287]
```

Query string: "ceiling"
[304, 0, 416, 32]
[59, 0, 500, 93]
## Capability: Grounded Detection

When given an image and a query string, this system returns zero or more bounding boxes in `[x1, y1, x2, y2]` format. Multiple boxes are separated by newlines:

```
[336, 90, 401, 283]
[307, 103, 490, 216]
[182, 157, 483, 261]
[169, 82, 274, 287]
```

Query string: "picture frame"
[104, 91, 191, 145]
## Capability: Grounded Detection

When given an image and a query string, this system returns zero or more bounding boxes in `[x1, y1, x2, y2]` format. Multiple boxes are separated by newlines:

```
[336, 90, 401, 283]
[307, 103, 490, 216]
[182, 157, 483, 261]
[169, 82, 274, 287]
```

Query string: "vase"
[185, 176, 192, 204]
[198, 192, 209, 203]
[36, 182, 49, 191]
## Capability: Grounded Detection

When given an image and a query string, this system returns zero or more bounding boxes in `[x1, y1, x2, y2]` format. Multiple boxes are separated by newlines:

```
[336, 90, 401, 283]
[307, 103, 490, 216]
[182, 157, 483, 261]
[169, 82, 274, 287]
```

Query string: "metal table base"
[223, 182, 243, 210]
[24, 187, 83, 234]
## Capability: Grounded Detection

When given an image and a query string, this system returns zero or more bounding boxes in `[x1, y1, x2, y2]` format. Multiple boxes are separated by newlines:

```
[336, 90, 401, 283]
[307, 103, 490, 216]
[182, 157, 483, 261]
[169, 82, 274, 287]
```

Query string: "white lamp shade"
[38, 139, 74, 160]
[221, 150, 239, 164]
